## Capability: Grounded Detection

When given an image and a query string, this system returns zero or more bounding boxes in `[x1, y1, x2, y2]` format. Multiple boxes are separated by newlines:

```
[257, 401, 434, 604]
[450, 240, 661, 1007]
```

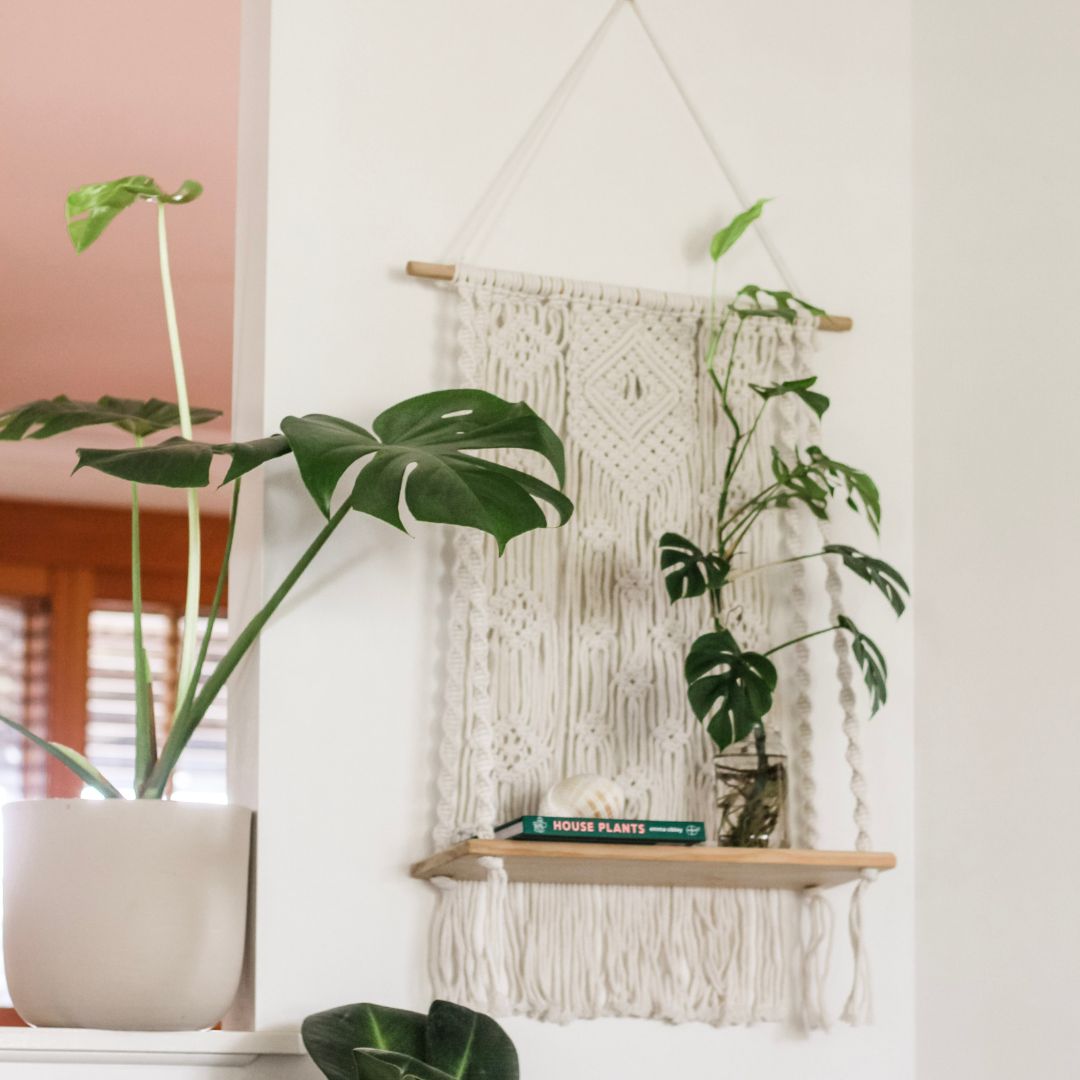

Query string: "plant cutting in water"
[0, 176, 572, 799]
[658, 199, 908, 845]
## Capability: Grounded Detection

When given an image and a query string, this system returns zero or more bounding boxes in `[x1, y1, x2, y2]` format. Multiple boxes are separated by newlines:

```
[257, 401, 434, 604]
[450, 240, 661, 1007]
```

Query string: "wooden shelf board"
[412, 840, 896, 891]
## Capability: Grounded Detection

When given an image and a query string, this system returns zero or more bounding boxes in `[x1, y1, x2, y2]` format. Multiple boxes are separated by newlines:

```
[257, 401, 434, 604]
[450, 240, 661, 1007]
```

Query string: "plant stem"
[143, 500, 351, 798]
[763, 624, 841, 658]
[156, 202, 201, 716]
[727, 550, 824, 583]
[130, 433, 157, 795]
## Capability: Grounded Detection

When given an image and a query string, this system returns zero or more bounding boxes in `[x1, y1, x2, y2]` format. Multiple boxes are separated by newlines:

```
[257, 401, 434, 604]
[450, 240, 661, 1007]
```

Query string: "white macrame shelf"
[412, 841, 895, 891]
[406, 262, 855, 333]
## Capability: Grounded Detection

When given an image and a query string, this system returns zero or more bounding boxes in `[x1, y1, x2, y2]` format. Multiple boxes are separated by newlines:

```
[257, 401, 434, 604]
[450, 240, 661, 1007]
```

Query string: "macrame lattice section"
[430, 265, 860, 1026]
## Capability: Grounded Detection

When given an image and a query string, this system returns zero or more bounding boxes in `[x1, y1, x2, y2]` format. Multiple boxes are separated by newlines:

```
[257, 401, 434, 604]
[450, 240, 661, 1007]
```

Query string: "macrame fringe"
[432, 871, 791, 1025]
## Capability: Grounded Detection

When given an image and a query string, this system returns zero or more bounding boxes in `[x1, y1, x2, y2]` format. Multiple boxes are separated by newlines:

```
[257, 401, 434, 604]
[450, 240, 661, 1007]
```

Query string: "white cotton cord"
[841, 869, 877, 1025]
[798, 887, 835, 1031]
[627, 0, 803, 296]
[477, 857, 513, 1015]
[820, 528, 876, 1025]
[442, 0, 626, 262]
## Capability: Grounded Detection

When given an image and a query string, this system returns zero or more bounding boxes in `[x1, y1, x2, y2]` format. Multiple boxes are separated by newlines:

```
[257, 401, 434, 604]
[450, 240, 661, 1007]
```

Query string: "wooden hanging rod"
[406, 261, 853, 332]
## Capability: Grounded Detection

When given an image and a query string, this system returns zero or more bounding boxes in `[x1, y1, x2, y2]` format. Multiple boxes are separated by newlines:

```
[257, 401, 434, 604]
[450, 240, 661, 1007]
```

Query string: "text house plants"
[0, 176, 571, 1030]
[659, 200, 908, 847]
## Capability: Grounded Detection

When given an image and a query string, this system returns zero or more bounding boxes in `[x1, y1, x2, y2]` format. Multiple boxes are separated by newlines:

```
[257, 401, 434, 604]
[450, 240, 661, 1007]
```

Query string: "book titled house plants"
[0, 177, 572, 1030]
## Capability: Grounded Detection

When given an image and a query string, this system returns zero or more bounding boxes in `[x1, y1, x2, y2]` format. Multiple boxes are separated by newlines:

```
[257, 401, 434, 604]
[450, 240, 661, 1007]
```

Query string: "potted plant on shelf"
[0, 176, 572, 1031]
[302, 998, 519, 1080]
[659, 199, 908, 848]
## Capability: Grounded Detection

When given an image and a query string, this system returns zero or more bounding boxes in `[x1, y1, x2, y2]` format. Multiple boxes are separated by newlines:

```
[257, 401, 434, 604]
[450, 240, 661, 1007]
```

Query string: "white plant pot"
[2, 799, 252, 1030]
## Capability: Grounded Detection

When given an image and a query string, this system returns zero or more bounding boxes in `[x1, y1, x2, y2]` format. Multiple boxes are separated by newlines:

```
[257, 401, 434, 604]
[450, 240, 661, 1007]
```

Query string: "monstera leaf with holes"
[0, 395, 220, 440]
[658, 532, 729, 602]
[281, 389, 572, 552]
[302, 1000, 519, 1080]
[749, 376, 830, 420]
[838, 615, 889, 715]
[825, 544, 909, 616]
[684, 630, 778, 751]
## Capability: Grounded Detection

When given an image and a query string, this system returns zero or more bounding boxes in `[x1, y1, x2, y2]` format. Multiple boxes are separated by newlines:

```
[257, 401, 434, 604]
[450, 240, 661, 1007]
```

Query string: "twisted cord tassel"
[822, 548, 876, 1024]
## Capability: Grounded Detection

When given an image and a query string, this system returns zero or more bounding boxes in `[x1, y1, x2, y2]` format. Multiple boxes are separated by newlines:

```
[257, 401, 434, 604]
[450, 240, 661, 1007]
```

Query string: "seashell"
[539, 774, 625, 818]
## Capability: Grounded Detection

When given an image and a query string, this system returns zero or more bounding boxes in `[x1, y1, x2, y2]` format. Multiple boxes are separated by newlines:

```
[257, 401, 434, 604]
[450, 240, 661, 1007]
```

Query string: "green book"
[492, 815, 706, 845]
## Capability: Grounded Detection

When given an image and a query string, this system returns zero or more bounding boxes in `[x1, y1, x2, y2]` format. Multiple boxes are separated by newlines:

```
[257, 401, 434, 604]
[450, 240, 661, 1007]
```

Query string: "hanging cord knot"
[478, 855, 509, 884]
[430, 875, 458, 893]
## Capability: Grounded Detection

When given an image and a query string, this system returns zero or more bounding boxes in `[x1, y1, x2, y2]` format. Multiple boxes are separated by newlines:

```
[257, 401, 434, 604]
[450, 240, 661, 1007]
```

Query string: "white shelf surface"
[0, 1027, 305, 1067]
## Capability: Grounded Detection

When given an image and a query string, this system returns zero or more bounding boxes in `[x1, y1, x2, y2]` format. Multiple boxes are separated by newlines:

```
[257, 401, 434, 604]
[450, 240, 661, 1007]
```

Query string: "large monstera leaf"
[303, 1000, 519, 1080]
[685, 629, 778, 751]
[0, 396, 220, 441]
[282, 389, 572, 552]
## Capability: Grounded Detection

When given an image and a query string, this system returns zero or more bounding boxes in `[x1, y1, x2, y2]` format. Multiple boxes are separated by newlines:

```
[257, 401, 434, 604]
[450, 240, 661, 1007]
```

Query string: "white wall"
[913, 3, 1080, 1078]
[230, 2, 914, 1078]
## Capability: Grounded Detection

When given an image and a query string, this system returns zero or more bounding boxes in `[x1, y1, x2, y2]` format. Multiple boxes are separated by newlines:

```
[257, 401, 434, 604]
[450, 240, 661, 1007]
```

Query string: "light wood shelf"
[412, 841, 895, 891]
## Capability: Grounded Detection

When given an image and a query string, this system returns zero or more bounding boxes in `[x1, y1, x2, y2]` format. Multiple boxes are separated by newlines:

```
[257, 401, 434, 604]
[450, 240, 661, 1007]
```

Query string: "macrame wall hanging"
[409, 0, 890, 1030]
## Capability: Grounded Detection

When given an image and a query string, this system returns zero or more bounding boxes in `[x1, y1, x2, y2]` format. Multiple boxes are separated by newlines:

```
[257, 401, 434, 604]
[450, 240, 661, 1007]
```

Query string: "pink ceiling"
[0, 1, 241, 431]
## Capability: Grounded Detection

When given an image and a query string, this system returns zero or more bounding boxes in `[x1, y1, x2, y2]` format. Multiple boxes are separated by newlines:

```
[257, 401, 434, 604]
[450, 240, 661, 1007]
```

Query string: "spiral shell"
[538, 774, 625, 818]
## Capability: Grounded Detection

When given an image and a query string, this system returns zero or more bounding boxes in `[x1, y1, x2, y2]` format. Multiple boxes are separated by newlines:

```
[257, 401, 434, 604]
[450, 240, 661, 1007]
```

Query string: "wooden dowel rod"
[406, 261, 853, 332]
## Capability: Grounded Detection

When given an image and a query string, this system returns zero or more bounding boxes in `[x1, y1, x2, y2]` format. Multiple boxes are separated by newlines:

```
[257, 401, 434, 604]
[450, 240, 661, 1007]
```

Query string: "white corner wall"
[914, 3, 1080, 1078]
[230, 2, 914, 1078]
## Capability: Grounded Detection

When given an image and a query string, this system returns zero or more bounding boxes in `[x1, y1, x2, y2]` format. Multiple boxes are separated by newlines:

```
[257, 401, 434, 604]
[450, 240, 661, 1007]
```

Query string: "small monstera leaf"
[710, 198, 770, 261]
[67, 175, 203, 252]
[770, 447, 831, 520]
[685, 630, 778, 751]
[838, 615, 888, 715]
[74, 434, 290, 487]
[735, 284, 826, 322]
[805, 446, 881, 534]
[750, 377, 830, 420]
[769, 446, 881, 534]
[825, 544, 909, 616]
[658, 532, 729, 602]
[0, 396, 220, 441]
[304, 1001, 518, 1080]
[282, 390, 572, 553]
[302, 1003, 427, 1080]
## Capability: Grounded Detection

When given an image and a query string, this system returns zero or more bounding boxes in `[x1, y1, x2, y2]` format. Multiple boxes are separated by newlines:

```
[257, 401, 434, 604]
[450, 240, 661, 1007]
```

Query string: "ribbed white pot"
[2, 799, 252, 1030]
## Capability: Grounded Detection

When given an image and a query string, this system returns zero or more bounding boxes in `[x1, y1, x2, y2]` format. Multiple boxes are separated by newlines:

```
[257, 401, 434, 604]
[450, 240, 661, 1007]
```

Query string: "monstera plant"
[0, 177, 570, 1033]
[302, 999, 518, 1080]
[0, 176, 572, 800]
[658, 199, 907, 847]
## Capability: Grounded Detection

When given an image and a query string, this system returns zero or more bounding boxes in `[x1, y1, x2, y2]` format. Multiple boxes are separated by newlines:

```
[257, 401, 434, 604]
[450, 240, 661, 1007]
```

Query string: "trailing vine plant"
[0, 176, 572, 799]
[658, 200, 907, 838]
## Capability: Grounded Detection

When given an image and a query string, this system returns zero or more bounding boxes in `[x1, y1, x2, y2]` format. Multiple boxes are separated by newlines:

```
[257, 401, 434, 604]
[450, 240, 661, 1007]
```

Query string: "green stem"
[157, 202, 201, 715]
[130, 433, 157, 795]
[763, 624, 842, 658]
[144, 500, 351, 798]
[727, 550, 824, 583]
[150, 481, 243, 801]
